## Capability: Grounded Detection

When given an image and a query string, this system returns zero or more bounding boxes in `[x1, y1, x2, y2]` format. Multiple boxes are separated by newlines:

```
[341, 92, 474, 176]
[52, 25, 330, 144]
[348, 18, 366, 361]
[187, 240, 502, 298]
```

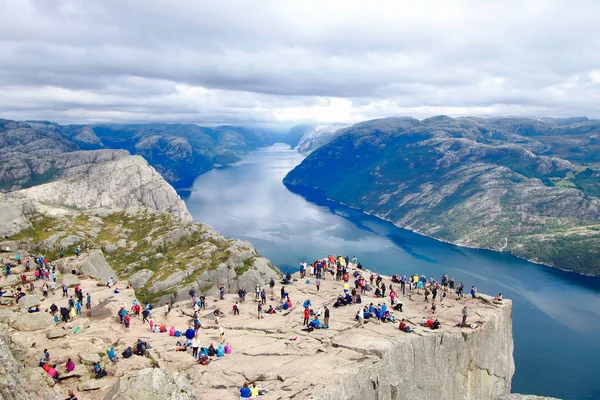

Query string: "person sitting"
[394, 302, 403, 312]
[135, 339, 148, 356]
[344, 293, 352, 304]
[426, 318, 434, 328]
[169, 325, 176, 336]
[240, 383, 251, 399]
[224, 343, 232, 354]
[47, 364, 59, 379]
[419, 317, 428, 326]
[159, 323, 167, 333]
[65, 358, 75, 372]
[216, 343, 225, 357]
[309, 317, 321, 329]
[356, 294, 362, 304]
[398, 319, 414, 333]
[107, 347, 118, 363]
[494, 293, 503, 302]
[28, 306, 40, 313]
[267, 305, 275, 314]
[207, 343, 216, 357]
[374, 287, 382, 297]
[432, 319, 441, 330]
[65, 389, 78, 400]
[93, 362, 106, 379]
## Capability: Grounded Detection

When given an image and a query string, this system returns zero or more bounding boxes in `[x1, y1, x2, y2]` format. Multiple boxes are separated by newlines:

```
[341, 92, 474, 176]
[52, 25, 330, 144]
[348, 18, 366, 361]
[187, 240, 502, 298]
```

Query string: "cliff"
[284, 116, 600, 276]
[0, 265, 515, 400]
[10, 155, 192, 222]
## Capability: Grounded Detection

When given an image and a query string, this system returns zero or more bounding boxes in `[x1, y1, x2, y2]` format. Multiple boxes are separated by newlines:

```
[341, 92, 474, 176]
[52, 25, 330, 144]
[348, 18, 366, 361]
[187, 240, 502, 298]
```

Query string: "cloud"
[0, 0, 599, 124]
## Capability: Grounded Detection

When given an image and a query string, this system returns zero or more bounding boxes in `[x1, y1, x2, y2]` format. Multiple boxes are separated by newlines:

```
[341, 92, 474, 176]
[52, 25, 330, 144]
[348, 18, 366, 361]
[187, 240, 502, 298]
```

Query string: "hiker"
[471, 286, 478, 303]
[142, 308, 150, 324]
[260, 289, 266, 305]
[462, 306, 468, 326]
[399, 318, 414, 333]
[240, 383, 251, 399]
[185, 326, 195, 347]
[356, 307, 364, 327]
[65, 358, 75, 372]
[233, 302, 240, 316]
[123, 313, 131, 329]
[495, 293, 503, 302]
[107, 347, 118, 363]
[93, 362, 106, 378]
[199, 295, 206, 309]
[432, 319, 441, 330]
[106, 277, 114, 288]
[217, 343, 225, 357]
[219, 284, 225, 300]
[324, 306, 330, 327]
[269, 278, 275, 294]
[65, 390, 78, 400]
[208, 343, 216, 356]
[192, 334, 200, 358]
[257, 303, 263, 319]
[303, 307, 310, 326]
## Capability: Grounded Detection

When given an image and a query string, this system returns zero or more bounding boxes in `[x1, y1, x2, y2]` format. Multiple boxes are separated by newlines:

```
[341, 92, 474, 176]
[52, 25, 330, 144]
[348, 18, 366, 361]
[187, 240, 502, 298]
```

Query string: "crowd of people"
[1, 244, 498, 399]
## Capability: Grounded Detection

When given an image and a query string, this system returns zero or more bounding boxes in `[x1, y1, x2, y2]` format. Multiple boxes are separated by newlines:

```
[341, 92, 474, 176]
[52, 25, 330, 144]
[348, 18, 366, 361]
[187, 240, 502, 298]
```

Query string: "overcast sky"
[1, 0, 599, 125]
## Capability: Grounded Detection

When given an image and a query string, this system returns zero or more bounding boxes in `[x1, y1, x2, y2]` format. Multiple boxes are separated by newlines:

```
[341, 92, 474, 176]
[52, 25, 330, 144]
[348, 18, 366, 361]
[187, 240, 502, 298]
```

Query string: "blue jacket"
[185, 328, 195, 340]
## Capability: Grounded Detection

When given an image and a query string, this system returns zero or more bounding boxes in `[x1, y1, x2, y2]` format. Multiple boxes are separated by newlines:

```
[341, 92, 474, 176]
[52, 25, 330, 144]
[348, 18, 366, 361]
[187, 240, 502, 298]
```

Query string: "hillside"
[284, 116, 600, 276]
[0, 119, 274, 191]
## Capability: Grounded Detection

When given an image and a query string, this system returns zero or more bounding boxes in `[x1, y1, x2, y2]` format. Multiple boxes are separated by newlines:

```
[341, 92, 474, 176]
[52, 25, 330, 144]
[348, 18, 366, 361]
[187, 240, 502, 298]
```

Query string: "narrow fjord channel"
[181, 144, 600, 400]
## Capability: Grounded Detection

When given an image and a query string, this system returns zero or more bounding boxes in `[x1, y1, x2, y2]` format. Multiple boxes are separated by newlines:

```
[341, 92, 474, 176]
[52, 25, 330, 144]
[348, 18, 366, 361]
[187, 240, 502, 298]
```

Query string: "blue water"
[181, 144, 600, 400]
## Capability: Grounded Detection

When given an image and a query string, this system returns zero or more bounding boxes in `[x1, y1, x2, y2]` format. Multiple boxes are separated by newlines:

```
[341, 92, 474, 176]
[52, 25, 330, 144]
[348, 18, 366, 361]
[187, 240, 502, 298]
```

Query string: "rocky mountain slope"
[290, 124, 350, 154]
[0, 119, 274, 191]
[284, 116, 600, 276]
[1, 150, 279, 303]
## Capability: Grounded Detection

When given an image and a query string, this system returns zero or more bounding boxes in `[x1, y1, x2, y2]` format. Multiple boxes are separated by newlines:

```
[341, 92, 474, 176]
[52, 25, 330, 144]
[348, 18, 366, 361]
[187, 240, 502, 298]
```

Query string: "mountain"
[285, 124, 350, 153]
[90, 123, 274, 185]
[0, 119, 274, 191]
[284, 116, 600, 276]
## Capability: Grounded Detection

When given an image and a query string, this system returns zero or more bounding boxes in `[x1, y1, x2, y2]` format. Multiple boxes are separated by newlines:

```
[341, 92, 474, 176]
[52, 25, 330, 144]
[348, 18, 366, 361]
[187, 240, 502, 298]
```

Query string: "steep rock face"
[11, 155, 192, 221]
[284, 117, 600, 276]
[294, 124, 350, 153]
[102, 368, 196, 400]
[0, 324, 65, 400]
[0, 195, 36, 237]
[314, 300, 514, 400]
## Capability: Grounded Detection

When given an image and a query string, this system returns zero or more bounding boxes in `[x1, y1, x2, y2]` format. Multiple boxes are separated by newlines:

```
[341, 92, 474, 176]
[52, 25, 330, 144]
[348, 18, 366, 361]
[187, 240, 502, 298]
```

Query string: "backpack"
[122, 347, 132, 359]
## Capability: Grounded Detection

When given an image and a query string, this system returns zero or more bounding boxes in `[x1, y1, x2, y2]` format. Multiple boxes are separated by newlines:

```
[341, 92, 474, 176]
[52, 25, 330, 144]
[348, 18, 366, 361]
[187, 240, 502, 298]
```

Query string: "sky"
[1, 0, 599, 125]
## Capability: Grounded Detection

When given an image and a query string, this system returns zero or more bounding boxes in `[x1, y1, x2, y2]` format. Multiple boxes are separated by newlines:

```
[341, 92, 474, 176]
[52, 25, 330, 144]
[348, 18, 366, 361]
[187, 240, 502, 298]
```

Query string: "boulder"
[103, 243, 118, 254]
[0, 296, 13, 305]
[0, 308, 17, 324]
[61, 274, 80, 287]
[165, 228, 191, 244]
[17, 293, 43, 310]
[46, 328, 69, 339]
[78, 352, 101, 365]
[12, 312, 54, 331]
[57, 364, 87, 380]
[80, 250, 117, 282]
[129, 269, 154, 289]
[102, 368, 196, 400]
[59, 235, 81, 247]
[79, 379, 111, 391]
[1, 274, 19, 288]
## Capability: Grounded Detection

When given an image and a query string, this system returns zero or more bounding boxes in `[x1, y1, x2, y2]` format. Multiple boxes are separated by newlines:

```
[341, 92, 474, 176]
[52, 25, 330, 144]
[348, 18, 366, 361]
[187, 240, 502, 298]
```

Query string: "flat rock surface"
[1, 262, 514, 400]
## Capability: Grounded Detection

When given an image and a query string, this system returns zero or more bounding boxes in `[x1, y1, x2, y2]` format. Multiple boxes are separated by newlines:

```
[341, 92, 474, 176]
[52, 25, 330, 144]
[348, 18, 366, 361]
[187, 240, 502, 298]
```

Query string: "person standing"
[356, 307, 364, 328]
[85, 293, 91, 309]
[191, 334, 200, 358]
[462, 306, 468, 326]
[257, 303, 263, 319]
[470, 286, 477, 303]
[303, 307, 310, 326]
[324, 306, 330, 327]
